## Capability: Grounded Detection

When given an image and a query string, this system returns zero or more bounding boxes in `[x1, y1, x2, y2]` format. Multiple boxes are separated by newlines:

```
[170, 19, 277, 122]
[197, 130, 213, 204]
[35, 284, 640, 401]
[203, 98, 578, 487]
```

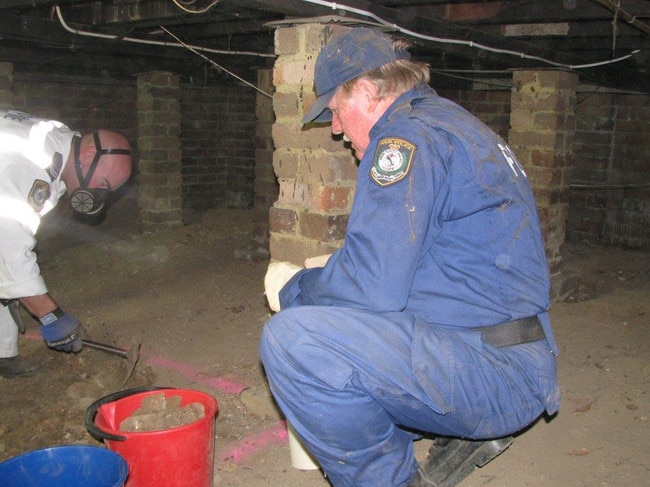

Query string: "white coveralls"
[0, 110, 78, 358]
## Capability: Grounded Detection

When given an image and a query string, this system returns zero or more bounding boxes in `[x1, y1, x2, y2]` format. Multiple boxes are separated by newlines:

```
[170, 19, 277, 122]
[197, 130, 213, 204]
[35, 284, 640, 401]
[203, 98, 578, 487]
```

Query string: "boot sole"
[422, 437, 513, 487]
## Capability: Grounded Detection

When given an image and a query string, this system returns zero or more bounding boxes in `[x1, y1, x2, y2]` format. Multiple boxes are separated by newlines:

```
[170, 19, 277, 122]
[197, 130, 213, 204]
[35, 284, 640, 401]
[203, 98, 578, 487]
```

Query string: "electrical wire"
[55, 6, 274, 59]
[430, 70, 512, 89]
[570, 183, 650, 190]
[297, 0, 642, 70]
[55, 1, 643, 94]
[593, 0, 650, 35]
[160, 27, 272, 98]
[171, 0, 221, 15]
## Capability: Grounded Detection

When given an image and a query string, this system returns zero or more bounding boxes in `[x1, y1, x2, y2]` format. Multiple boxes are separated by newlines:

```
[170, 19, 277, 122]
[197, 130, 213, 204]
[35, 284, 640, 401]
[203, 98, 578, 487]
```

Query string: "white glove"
[304, 253, 333, 269]
[264, 261, 303, 312]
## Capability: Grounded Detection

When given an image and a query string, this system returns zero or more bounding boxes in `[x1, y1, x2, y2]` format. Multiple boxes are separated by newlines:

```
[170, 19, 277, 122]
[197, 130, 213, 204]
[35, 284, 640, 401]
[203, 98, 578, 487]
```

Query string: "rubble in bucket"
[119, 392, 206, 432]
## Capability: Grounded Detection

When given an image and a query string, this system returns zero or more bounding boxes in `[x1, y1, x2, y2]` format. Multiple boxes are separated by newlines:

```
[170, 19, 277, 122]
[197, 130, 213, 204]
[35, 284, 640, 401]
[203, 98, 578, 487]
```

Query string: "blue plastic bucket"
[0, 445, 128, 487]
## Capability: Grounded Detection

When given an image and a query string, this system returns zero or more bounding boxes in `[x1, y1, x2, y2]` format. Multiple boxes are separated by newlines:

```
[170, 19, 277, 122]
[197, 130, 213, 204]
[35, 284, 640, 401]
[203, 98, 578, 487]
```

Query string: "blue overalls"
[260, 85, 560, 487]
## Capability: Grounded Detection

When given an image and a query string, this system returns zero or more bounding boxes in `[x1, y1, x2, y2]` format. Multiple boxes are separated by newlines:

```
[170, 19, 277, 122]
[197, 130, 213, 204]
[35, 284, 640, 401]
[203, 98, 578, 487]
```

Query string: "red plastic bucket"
[85, 387, 218, 487]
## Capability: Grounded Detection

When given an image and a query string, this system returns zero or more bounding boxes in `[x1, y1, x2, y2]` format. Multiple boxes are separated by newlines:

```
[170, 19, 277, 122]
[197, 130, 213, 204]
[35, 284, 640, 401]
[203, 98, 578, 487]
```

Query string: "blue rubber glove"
[39, 308, 82, 353]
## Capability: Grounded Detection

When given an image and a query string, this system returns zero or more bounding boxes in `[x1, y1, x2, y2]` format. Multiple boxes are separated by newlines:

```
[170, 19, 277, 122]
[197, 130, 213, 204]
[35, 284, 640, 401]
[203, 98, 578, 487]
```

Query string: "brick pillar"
[269, 24, 359, 264]
[0, 62, 14, 109]
[136, 71, 183, 232]
[509, 69, 578, 297]
[252, 68, 277, 257]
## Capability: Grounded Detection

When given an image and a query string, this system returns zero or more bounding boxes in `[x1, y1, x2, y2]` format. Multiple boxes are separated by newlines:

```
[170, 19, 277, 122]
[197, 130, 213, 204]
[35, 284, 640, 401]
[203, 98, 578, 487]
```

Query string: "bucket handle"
[85, 386, 172, 442]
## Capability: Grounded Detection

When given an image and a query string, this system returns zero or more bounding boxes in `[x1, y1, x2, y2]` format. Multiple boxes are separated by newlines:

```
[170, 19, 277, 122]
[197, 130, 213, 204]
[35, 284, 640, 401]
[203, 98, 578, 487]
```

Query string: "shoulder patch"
[370, 137, 417, 187]
[28, 180, 51, 212]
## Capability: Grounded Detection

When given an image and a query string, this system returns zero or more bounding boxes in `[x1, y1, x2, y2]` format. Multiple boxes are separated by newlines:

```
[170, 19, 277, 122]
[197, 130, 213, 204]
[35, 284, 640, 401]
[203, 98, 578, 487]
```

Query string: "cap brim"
[301, 89, 335, 124]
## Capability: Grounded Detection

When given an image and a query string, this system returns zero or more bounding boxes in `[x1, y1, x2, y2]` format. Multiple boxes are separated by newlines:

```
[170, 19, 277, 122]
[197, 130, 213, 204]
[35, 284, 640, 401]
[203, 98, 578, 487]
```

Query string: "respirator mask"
[69, 132, 132, 215]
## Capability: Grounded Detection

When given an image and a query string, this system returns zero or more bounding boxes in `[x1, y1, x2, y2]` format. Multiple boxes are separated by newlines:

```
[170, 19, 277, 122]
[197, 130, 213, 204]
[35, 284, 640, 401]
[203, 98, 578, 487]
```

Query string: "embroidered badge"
[370, 137, 416, 187]
[28, 180, 51, 212]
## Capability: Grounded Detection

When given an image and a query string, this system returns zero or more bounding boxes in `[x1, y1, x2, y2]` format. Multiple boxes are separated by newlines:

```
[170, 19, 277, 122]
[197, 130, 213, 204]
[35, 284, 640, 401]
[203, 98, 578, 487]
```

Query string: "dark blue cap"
[301, 28, 410, 124]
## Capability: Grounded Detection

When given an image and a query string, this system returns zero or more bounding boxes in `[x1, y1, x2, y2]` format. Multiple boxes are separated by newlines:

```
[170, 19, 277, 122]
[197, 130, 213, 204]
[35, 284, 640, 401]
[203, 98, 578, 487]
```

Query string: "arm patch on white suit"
[28, 180, 51, 212]
[370, 137, 416, 187]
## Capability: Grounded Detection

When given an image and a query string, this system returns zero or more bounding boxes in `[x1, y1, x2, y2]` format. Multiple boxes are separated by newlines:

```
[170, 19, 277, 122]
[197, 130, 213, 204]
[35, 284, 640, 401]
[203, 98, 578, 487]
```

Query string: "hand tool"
[2, 299, 141, 384]
[82, 339, 141, 385]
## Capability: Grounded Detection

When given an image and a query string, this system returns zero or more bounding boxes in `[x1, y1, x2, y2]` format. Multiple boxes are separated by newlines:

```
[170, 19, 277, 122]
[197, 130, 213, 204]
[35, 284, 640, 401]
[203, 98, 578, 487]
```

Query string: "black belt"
[479, 316, 545, 348]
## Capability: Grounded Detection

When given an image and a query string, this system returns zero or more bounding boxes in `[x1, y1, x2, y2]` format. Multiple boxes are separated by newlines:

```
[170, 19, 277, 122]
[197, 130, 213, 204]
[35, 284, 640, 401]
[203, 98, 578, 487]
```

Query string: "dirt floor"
[0, 195, 648, 487]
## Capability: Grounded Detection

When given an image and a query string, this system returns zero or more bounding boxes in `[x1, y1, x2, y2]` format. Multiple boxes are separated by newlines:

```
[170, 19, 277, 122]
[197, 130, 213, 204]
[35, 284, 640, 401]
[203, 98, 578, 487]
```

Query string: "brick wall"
[0, 63, 13, 109]
[137, 72, 183, 231]
[181, 83, 256, 211]
[270, 24, 359, 264]
[12, 75, 137, 144]
[569, 92, 650, 249]
[252, 69, 277, 256]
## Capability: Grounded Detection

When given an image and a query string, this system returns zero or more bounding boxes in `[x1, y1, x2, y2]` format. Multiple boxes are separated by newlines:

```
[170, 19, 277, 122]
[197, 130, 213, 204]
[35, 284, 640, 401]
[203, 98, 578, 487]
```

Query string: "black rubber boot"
[415, 436, 513, 487]
[408, 467, 439, 487]
[0, 355, 42, 378]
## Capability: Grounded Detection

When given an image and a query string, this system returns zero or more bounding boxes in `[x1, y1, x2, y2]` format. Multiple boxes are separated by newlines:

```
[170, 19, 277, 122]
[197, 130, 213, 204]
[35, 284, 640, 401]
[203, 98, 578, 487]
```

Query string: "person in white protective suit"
[0, 110, 132, 378]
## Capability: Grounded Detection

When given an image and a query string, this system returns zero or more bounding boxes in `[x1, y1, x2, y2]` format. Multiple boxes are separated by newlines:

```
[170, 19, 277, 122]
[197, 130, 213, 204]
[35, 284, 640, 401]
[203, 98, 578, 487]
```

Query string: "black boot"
[408, 467, 439, 486]
[414, 436, 513, 487]
[0, 355, 42, 378]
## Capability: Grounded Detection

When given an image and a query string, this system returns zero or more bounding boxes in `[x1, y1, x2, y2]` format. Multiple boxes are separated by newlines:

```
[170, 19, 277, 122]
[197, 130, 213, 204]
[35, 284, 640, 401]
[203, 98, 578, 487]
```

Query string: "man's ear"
[80, 135, 97, 165]
[355, 79, 380, 112]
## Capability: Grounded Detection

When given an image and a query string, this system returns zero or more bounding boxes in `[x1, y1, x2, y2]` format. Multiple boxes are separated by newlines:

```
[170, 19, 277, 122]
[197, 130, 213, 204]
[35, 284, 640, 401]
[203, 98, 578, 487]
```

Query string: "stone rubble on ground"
[119, 393, 205, 432]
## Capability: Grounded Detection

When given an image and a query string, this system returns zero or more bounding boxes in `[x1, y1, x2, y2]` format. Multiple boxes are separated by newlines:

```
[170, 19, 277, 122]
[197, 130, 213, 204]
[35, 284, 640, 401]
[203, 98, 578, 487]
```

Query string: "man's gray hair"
[341, 39, 431, 99]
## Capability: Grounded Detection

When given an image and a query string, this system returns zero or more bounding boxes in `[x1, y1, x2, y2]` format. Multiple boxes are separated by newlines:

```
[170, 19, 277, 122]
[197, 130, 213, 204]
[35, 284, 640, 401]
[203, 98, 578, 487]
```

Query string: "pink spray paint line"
[22, 333, 288, 461]
[220, 420, 289, 464]
[147, 354, 250, 395]
[21, 333, 250, 395]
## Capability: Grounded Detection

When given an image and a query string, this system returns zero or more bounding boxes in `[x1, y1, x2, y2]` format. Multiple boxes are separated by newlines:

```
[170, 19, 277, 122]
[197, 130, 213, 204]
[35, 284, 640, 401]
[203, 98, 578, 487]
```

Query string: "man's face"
[66, 133, 132, 193]
[87, 154, 131, 192]
[327, 81, 379, 160]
